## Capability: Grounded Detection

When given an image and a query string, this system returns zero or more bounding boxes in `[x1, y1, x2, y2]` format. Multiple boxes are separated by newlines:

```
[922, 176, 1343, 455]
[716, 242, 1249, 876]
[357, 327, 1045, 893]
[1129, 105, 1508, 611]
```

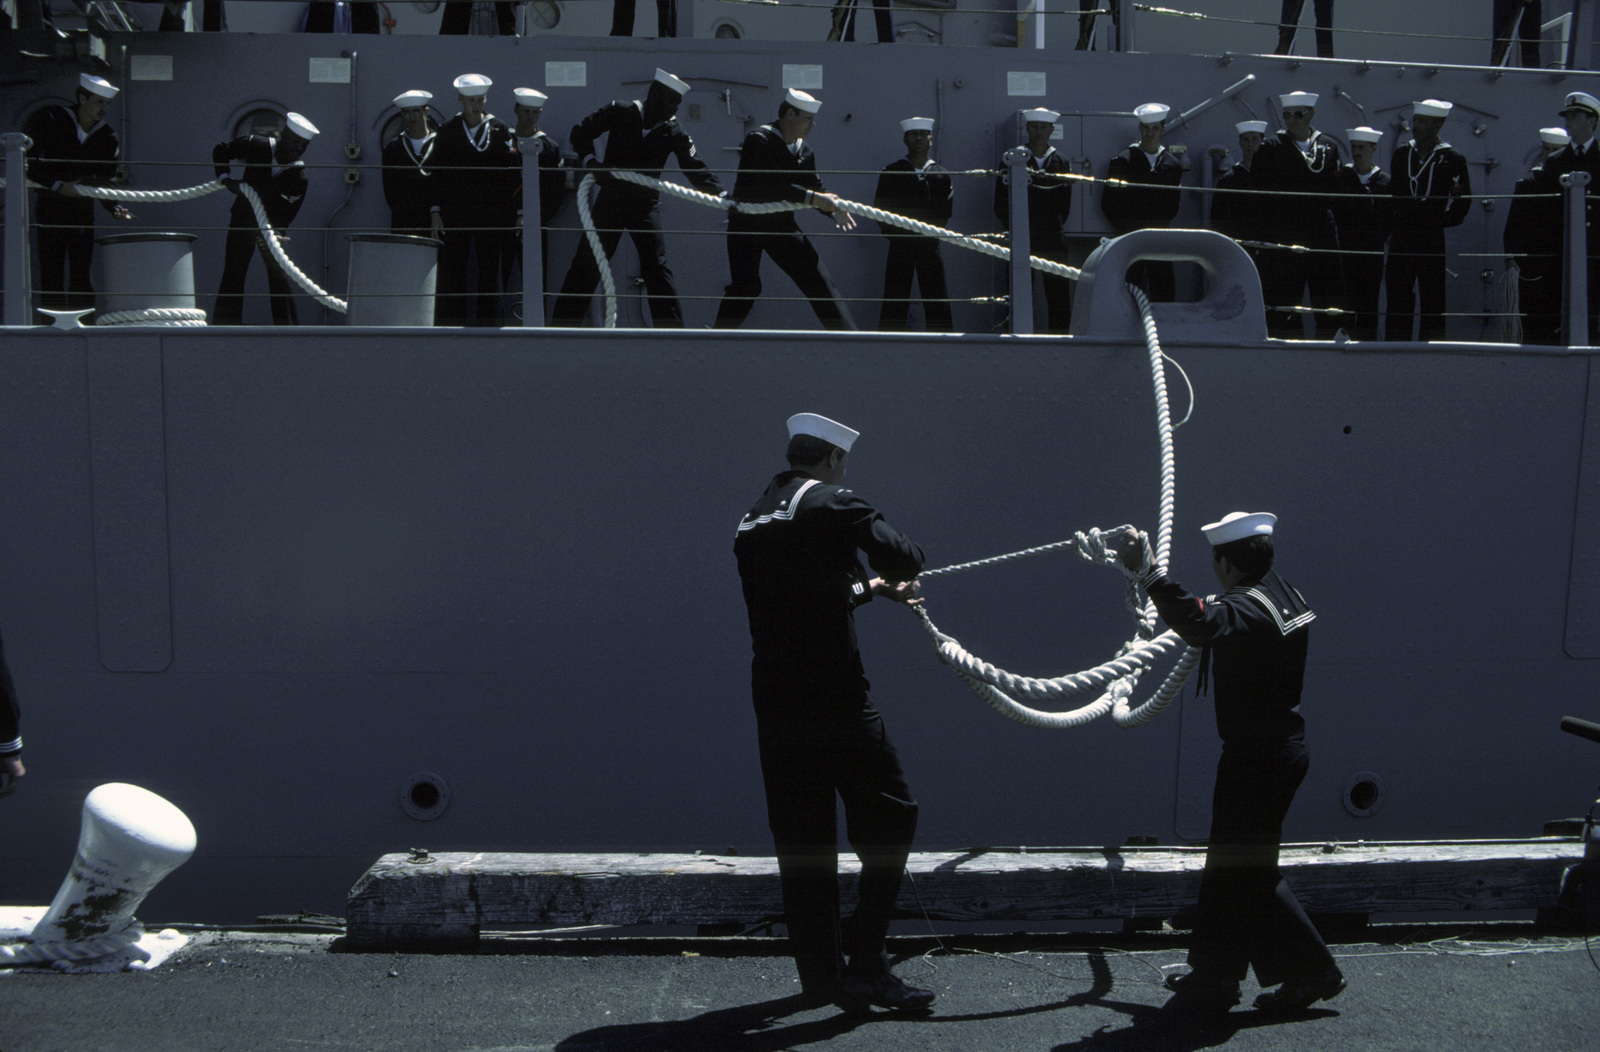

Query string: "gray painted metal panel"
[1568, 356, 1600, 657]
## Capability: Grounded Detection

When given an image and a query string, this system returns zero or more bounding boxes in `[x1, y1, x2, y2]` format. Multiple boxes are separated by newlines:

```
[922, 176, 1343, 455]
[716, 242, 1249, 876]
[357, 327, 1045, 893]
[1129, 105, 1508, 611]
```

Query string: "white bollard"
[27, 783, 196, 945]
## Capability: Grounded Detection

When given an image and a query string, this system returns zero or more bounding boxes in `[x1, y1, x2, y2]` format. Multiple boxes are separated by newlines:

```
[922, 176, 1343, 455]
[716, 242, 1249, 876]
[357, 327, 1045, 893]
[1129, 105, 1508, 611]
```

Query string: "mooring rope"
[0, 923, 148, 968]
[909, 282, 1199, 730]
[574, 168, 1082, 328]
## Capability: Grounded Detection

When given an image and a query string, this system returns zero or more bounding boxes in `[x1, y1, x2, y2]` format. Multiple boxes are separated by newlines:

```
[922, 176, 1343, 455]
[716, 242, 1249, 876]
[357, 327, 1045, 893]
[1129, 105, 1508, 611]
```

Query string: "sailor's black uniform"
[1139, 564, 1336, 987]
[1253, 130, 1345, 336]
[381, 130, 437, 234]
[22, 104, 121, 319]
[1503, 161, 1562, 344]
[0, 627, 20, 765]
[1332, 164, 1392, 340]
[432, 112, 520, 326]
[1386, 140, 1471, 341]
[714, 126, 854, 331]
[1211, 162, 1262, 249]
[734, 470, 924, 990]
[1101, 143, 1185, 301]
[211, 134, 309, 325]
[874, 157, 954, 331]
[552, 101, 719, 327]
[993, 145, 1074, 332]
[1532, 139, 1600, 342]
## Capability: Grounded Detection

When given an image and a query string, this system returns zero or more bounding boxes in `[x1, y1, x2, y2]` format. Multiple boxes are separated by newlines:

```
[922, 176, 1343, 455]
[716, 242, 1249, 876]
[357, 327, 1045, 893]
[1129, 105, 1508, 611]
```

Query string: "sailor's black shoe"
[837, 971, 937, 1013]
[1162, 970, 1242, 1011]
[1252, 968, 1347, 1012]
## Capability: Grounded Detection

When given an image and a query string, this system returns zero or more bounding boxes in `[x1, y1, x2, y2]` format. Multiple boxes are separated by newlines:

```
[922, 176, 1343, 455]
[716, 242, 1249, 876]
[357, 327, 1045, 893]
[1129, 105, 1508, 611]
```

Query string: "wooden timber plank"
[344, 841, 1584, 950]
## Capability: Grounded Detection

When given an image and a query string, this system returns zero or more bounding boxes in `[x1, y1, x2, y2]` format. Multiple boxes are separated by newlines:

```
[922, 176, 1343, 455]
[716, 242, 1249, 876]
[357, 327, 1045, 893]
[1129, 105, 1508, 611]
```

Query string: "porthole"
[1342, 771, 1384, 818]
[401, 771, 450, 821]
[232, 107, 287, 141]
[713, 20, 742, 39]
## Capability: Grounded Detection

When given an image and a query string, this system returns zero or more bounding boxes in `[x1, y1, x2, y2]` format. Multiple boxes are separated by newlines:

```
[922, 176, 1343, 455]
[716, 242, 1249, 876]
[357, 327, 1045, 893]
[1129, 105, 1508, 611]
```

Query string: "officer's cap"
[1202, 512, 1277, 546]
[1279, 91, 1319, 109]
[1542, 126, 1573, 146]
[1347, 126, 1383, 144]
[1134, 102, 1170, 125]
[1021, 108, 1061, 124]
[787, 413, 858, 453]
[1412, 99, 1452, 119]
[285, 112, 319, 141]
[514, 88, 549, 107]
[1562, 92, 1600, 118]
[393, 90, 432, 111]
[654, 69, 690, 97]
[1235, 120, 1268, 136]
[454, 73, 492, 97]
[900, 117, 934, 133]
[79, 74, 118, 100]
[785, 88, 822, 115]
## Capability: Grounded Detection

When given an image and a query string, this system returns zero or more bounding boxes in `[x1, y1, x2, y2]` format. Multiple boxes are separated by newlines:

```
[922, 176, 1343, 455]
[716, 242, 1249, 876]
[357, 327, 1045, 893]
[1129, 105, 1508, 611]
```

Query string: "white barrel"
[346, 233, 441, 327]
[28, 783, 196, 944]
[94, 233, 200, 314]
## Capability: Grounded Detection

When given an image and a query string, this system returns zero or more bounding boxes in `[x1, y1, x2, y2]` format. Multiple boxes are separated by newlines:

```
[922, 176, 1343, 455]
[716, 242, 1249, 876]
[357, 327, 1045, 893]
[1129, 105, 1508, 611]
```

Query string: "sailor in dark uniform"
[1117, 512, 1344, 1014]
[381, 90, 436, 235]
[22, 73, 132, 322]
[1538, 91, 1600, 343]
[1252, 91, 1345, 337]
[609, 0, 676, 36]
[551, 69, 721, 327]
[431, 73, 521, 327]
[1386, 99, 1472, 342]
[874, 117, 954, 332]
[509, 87, 566, 319]
[438, 1, 516, 33]
[1100, 102, 1185, 301]
[1210, 120, 1266, 252]
[734, 412, 933, 1013]
[1331, 126, 1392, 340]
[211, 111, 318, 326]
[714, 89, 857, 331]
[993, 107, 1074, 333]
[1503, 126, 1569, 345]
[0, 624, 23, 799]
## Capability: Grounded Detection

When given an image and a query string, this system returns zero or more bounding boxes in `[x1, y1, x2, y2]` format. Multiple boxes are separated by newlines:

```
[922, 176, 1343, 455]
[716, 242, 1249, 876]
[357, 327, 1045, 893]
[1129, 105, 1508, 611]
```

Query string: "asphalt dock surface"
[2, 924, 1596, 1051]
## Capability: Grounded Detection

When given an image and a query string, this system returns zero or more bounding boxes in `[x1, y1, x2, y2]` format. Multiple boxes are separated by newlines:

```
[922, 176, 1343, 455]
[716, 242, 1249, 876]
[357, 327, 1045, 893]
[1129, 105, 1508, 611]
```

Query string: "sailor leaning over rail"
[714, 89, 857, 332]
[734, 413, 933, 1014]
[552, 69, 721, 329]
[994, 107, 1073, 334]
[22, 73, 132, 325]
[212, 110, 318, 326]
[1101, 102, 1185, 303]
[1386, 99, 1472, 343]
[1252, 91, 1345, 339]
[1114, 513, 1346, 1015]
[873, 116, 954, 333]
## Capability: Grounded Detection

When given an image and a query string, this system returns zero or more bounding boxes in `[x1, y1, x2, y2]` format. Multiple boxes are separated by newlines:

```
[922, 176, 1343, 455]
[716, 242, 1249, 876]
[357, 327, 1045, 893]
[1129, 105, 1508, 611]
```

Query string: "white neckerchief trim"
[1240, 587, 1316, 636]
[736, 478, 824, 533]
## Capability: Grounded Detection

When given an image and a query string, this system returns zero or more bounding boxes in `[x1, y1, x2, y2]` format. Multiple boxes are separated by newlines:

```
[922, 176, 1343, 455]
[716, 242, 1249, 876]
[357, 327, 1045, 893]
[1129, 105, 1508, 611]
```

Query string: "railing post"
[1561, 170, 1591, 347]
[4, 132, 32, 327]
[1005, 147, 1034, 335]
[520, 150, 543, 328]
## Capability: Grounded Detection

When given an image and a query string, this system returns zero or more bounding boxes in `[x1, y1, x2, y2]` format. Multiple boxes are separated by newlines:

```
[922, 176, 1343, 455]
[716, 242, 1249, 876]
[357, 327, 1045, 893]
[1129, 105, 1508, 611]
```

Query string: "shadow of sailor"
[1048, 999, 1340, 1052]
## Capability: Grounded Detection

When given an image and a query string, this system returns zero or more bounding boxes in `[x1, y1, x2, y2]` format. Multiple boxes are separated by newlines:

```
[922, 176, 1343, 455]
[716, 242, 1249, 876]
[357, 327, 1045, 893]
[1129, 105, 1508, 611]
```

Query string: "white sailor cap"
[1202, 511, 1277, 546]
[1346, 126, 1383, 144]
[1412, 99, 1452, 119]
[1021, 108, 1061, 124]
[1542, 126, 1573, 146]
[285, 112, 319, 141]
[1134, 102, 1170, 124]
[1235, 120, 1268, 136]
[787, 412, 859, 453]
[1562, 92, 1600, 117]
[393, 90, 432, 110]
[79, 73, 118, 100]
[513, 88, 549, 107]
[453, 73, 492, 97]
[900, 117, 934, 133]
[1279, 91, 1319, 109]
[654, 68, 690, 97]
[785, 88, 822, 115]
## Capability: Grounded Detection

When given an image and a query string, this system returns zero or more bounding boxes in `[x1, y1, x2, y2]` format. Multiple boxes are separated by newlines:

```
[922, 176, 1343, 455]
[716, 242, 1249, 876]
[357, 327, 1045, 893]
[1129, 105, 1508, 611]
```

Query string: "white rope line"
[575, 168, 1081, 328]
[0, 924, 147, 967]
[73, 179, 224, 204]
[907, 282, 1198, 730]
[96, 307, 208, 327]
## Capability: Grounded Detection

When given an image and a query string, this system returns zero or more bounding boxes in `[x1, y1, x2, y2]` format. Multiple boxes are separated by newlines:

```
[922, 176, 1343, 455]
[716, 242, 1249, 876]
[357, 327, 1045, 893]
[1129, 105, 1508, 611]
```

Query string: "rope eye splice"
[909, 284, 1200, 731]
